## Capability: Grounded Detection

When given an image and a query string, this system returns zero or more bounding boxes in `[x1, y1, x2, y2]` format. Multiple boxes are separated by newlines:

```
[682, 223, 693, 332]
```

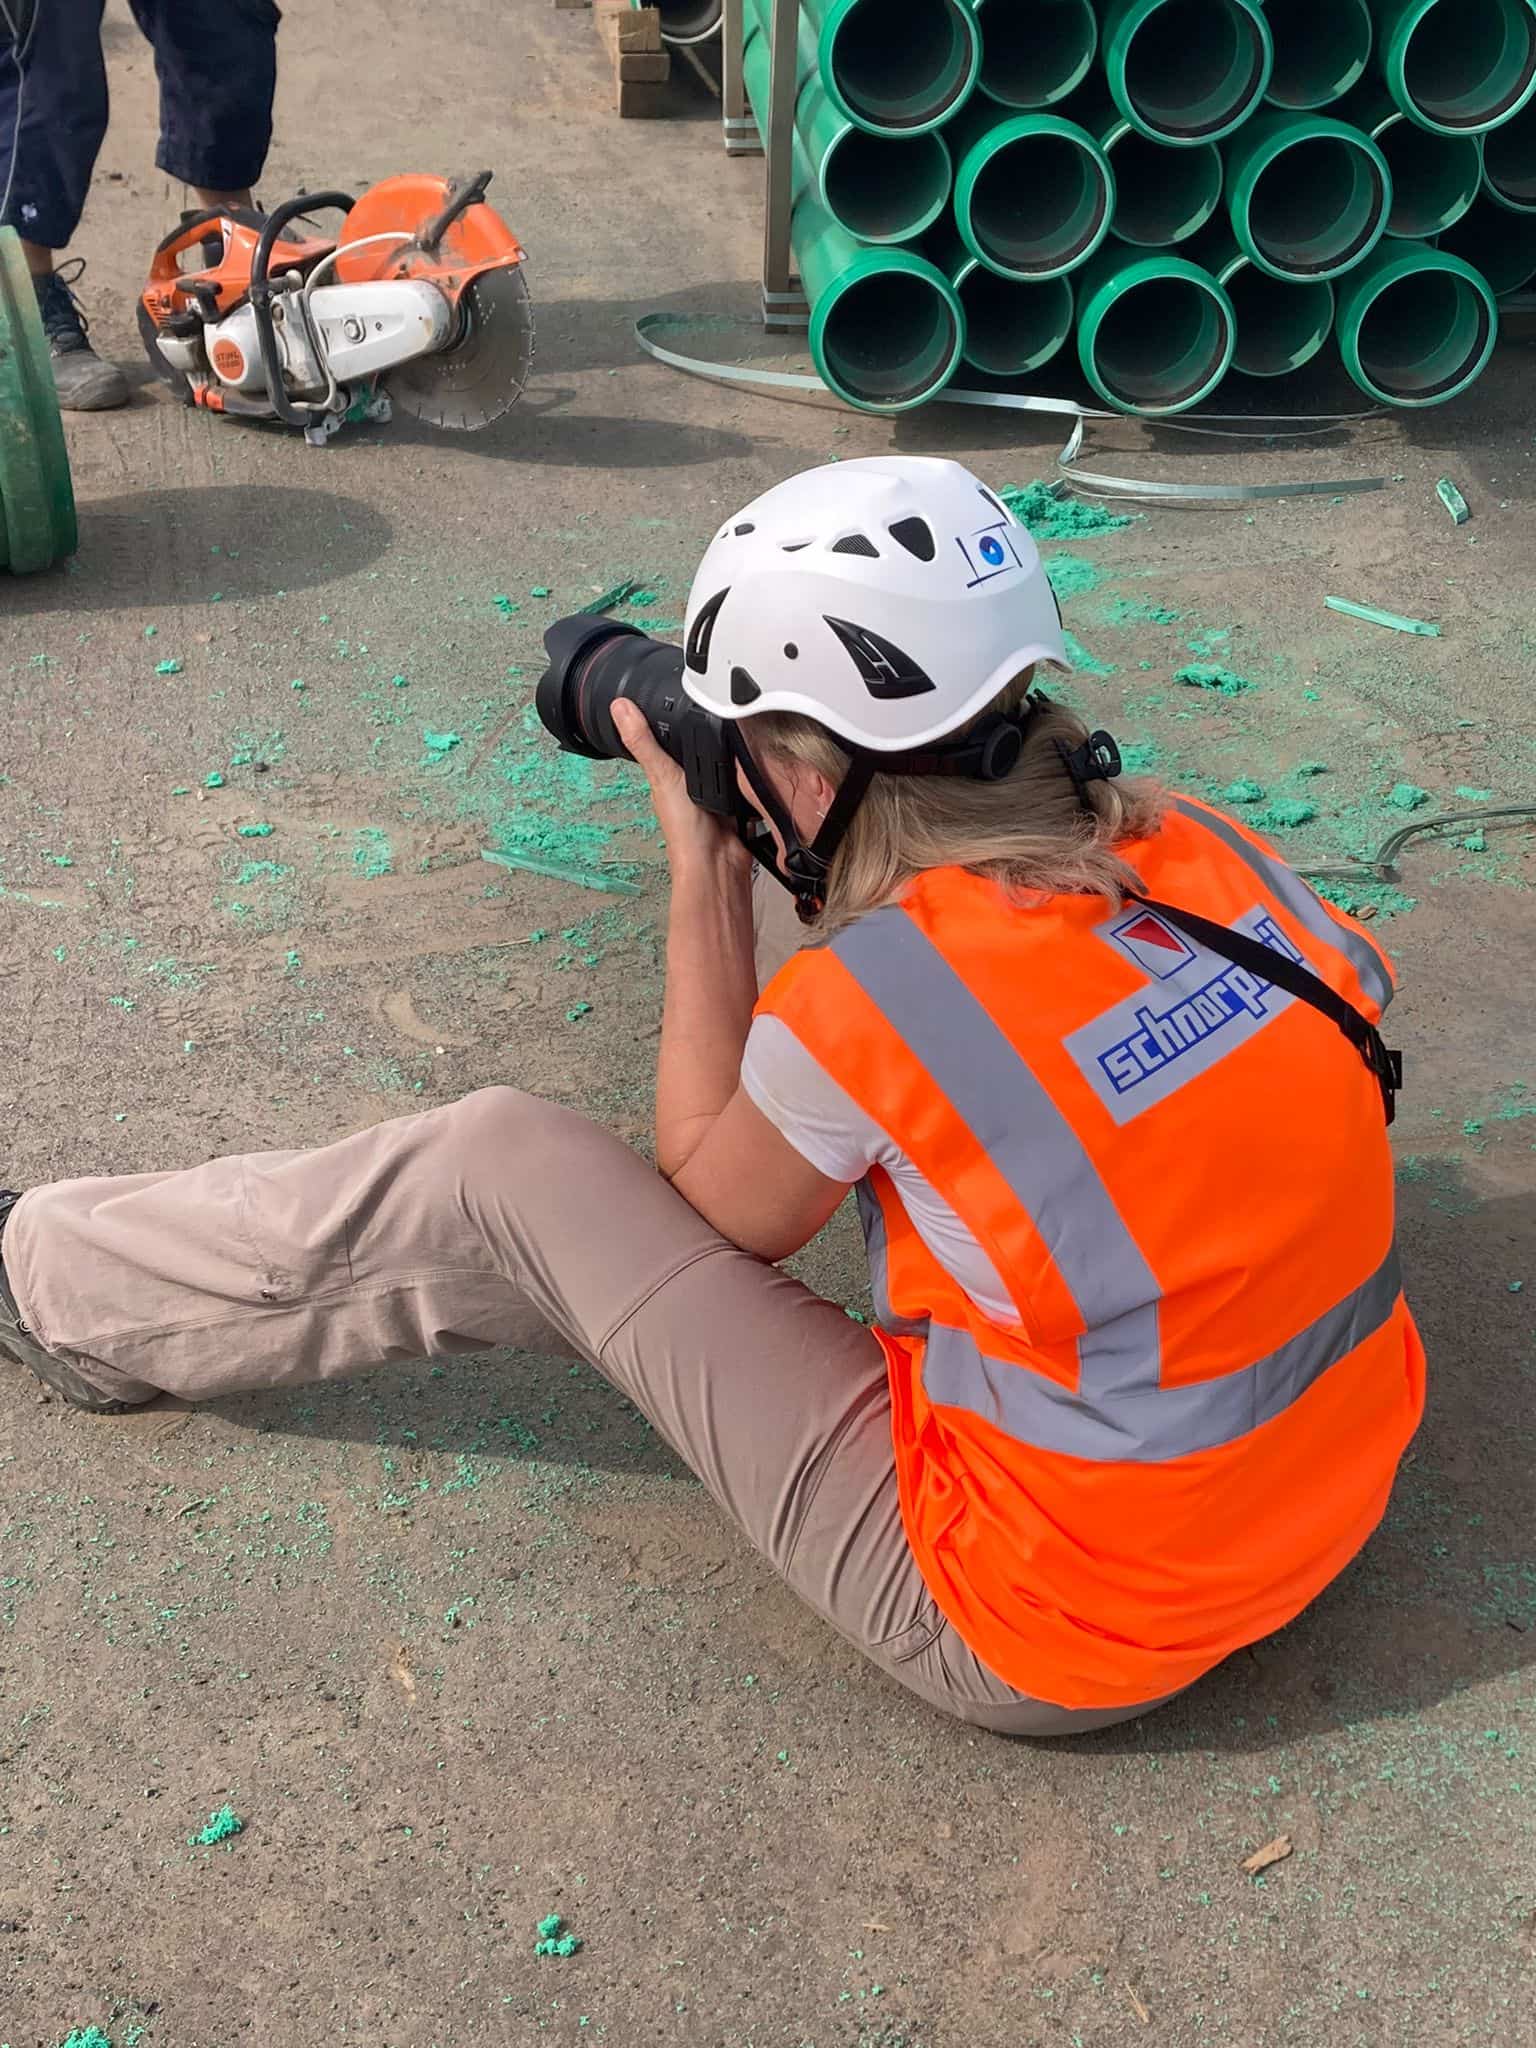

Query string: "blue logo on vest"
[1068, 909, 1304, 1123]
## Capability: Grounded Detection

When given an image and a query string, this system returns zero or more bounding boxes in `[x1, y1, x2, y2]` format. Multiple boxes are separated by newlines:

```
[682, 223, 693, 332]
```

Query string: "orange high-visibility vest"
[757, 798, 1426, 1710]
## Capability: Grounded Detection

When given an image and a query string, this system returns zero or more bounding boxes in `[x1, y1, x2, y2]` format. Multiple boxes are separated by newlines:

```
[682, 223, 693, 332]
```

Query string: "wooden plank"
[616, 77, 672, 115]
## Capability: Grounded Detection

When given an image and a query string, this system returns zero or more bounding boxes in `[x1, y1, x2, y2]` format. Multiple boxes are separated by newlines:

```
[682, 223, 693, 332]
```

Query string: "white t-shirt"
[741, 1012, 1017, 1323]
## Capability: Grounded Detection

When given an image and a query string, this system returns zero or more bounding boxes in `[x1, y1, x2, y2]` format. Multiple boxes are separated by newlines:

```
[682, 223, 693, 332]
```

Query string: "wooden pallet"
[593, 0, 672, 116]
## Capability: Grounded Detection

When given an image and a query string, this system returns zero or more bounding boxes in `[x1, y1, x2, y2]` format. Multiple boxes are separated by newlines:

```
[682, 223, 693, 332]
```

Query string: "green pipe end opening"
[957, 269, 1076, 375]
[956, 116, 1116, 279]
[1104, 0, 1274, 145]
[1262, 0, 1373, 109]
[1112, 135, 1225, 244]
[974, 0, 1098, 110]
[1438, 191, 1536, 293]
[1380, 0, 1536, 136]
[1076, 248, 1237, 413]
[1226, 266, 1335, 375]
[1226, 114, 1392, 280]
[1483, 98, 1536, 212]
[1336, 241, 1499, 404]
[822, 127, 954, 243]
[809, 249, 966, 412]
[822, 0, 981, 135]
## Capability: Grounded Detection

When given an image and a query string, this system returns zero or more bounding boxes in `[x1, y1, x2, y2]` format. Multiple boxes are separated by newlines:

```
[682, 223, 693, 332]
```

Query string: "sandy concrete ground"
[3, 2, 1536, 2043]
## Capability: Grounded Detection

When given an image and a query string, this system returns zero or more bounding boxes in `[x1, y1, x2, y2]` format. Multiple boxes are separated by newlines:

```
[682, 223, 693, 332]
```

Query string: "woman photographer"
[0, 457, 1423, 1733]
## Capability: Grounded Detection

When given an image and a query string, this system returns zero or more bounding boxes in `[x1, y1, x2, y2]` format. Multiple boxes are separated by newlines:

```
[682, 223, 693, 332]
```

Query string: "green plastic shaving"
[1436, 477, 1471, 525]
[1043, 553, 1101, 600]
[204, 771, 225, 789]
[1324, 595, 1441, 637]
[576, 578, 643, 615]
[530, 585, 551, 599]
[1295, 761, 1328, 778]
[1102, 597, 1180, 627]
[535, 1912, 583, 1957]
[566, 1002, 593, 1022]
[237, 822, 274, 839]
[1252, 799, 1316, 829]
[189, 1804, 244, 1846]
[392, 673, 410, 688]
[1387, 782, 1430, 812]
[155, 658, 183, 676]
[1456, 785, 1493, 802]
[353, 828, 394, 879]
[290, 678, 306, 692]
[1062, 631, 1116, 676]
[492, 595, 519, 618]
[1461, 829, 1488, 852]
[997, 481, 1133, 540]
[58, 2029, 114, 2048]
[423, 730, 461, 755]
[482, 847, 643, 897]
[1221, 779, 1266, 804]
[1175, 663, 1252, 696]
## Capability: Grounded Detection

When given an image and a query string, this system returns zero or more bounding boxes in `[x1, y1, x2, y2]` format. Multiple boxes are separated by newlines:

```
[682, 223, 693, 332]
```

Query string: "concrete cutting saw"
[138, 171, 533, 445]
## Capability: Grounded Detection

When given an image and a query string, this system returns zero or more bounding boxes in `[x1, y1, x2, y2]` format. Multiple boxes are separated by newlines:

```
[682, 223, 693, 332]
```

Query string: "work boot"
[35, 265, 130, 412]
[0, 1192, 148, 1412]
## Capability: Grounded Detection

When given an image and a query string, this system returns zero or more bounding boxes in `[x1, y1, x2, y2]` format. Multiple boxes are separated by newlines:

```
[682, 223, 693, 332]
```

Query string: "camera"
[536, 616, 752, 829]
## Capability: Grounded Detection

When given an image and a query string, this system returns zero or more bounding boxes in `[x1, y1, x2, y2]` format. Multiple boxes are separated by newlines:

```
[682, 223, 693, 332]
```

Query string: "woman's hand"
[613, 697, 750, 882]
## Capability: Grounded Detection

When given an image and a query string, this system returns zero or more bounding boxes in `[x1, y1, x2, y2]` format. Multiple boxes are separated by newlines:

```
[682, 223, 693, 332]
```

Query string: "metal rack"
[721, 0, 810, 329]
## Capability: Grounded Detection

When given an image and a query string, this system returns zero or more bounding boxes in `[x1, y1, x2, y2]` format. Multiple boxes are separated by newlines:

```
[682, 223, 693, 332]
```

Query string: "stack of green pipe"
[740, 0, 1536, 414]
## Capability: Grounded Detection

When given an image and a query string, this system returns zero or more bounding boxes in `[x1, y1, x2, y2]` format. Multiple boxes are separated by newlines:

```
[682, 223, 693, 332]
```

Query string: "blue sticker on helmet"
[956, 521, 1023, 589]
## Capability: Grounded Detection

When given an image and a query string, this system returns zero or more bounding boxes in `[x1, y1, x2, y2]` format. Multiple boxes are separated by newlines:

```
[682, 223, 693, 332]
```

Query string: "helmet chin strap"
[730, 728, 874, 923]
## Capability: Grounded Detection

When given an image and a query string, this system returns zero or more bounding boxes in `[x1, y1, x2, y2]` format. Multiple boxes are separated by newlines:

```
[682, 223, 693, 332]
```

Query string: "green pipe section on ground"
[1437, 190, 1536, 291]
[742, 28, 952, 243]
[972, 0, 1098, 109]
[1373, 0, 1536, 135]
[797, 199, 966, 409]
[1074, 241, 1236, 411]
[1338, 86, 1483, 236]
[1262, 0, 1373, 109]
[653, 0, 722, 45]
[1192, 223, 1335, 373]
[1101, 0, 1273, 144]
[927, 225, 1076, 373]
[746, 0, 980, 135]
[1335, 238, 1499, 400]
[1482, 97, 1536, 210]
[1070, 90, 1223, 243]
[949, 104, 1115, 278]
[0, 227, 78, 574]
[1225, 110, 1391, 279]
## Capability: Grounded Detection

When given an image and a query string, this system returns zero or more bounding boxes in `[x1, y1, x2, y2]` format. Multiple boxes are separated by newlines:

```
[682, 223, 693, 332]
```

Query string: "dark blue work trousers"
[1, 0, 280, 248]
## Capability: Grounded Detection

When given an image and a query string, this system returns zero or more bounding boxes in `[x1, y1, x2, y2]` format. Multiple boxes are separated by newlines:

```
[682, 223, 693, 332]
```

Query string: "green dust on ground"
[352, 828, 394, 880]
[1062, 632, 1116, 677]
[189, 1803, 244, 1846]
[1043, 553, 1102, 601]
[1175, 663, 1253, 697]
[1251, 799, 1317, 831]
[1101, 597, 1181, 628]
[236, 822, 275, 839]
[998, 481, 1134, 542]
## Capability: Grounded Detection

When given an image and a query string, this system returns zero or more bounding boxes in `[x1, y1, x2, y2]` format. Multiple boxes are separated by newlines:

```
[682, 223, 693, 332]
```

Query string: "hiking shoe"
[0, 1192, 146, 1413]
[35, 265, 130, 412]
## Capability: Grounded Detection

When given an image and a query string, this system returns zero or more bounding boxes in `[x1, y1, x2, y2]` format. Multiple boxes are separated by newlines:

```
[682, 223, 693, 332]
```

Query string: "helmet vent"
[977, 486, 1010, 522]
[824, 617, 936, 701]
[781, 540, 812, 553]
[730, 666, 762, 706]
[830, 533, 880, 558]
[685, 587, 729, 676]
[888, 517, 936, 563]
[733, 522, 756, 535]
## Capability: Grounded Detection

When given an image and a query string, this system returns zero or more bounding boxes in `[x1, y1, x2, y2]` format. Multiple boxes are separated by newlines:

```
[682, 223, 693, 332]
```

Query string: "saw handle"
[248, 189, 355, 427]
[416, 170, 494, 253]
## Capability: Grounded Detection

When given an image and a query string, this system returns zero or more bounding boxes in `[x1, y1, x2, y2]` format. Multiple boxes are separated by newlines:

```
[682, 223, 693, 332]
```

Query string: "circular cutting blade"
[384, 263, 535, 431]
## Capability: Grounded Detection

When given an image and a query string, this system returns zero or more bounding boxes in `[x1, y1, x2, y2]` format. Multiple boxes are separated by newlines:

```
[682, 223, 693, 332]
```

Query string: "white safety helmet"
[680, 455, 1071, 752]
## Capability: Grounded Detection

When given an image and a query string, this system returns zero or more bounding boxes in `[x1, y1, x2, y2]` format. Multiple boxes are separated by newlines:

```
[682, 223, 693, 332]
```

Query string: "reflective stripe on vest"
[1172, 798, 1394, 1015]
[855, 1179, 927, 1338]
[833, 904, 1401, 1463]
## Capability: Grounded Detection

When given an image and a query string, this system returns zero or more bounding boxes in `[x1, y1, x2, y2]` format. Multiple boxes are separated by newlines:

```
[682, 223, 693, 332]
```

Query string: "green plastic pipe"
[1070, 90, 1223, 244]
[1482, 96, 1536, 211]
[972, 0, 1098, 109]
[1192, 224, 1335, 374]
[1437, 190, 1536, 292]
[1373, 0, 1536, 136]
[1101, 0, 1273, 145]
[927, 226, 1076, 373]
[1262, 0, 1373, 108]
[742, 28, 952, 243]
[949, 105, 1115, 278]
[1224, 110, 1391, 279]
[1074, 242, 1237, 412]
[1335, 239, 1499, 402]
[746, 0, 981, 136]
[1337, 86, 1482, 236]
[796, 199, 966, 410]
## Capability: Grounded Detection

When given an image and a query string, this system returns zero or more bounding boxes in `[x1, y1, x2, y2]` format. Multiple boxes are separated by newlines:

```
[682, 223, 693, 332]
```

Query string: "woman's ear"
[787, 759, 840, 835]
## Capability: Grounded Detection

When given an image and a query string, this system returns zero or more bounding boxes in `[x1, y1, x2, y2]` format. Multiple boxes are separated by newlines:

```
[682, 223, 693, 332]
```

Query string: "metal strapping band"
[923, 1245, 1403, 1463]
[633, 314, 1390, 507]
[833, 909, 1163, 1391]
[1170, 799, 1395, 1014]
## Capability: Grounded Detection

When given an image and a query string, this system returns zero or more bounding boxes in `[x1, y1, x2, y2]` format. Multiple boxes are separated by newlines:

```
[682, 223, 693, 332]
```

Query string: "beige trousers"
[3, 880, 1172, 1737]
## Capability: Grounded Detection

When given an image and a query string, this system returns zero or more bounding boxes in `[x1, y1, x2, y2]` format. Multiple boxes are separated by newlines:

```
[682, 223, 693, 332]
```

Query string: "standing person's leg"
[127, 0, 278, 214]
[1, 1091, 1144, 1734]
[0, 0, 127, 407]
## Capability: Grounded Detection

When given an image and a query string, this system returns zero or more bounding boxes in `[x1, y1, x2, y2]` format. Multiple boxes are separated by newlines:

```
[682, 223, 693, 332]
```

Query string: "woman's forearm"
[655, 855, 758, 1179]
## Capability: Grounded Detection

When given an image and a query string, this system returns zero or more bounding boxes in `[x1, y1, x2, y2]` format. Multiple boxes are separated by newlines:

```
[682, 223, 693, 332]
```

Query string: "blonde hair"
[750, 671, 1165, 936]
